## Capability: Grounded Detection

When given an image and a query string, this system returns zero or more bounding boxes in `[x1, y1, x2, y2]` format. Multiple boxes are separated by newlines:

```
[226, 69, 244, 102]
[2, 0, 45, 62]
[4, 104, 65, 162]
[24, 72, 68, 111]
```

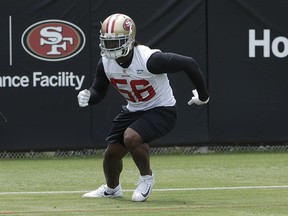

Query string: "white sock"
[107, 184, 120, 192]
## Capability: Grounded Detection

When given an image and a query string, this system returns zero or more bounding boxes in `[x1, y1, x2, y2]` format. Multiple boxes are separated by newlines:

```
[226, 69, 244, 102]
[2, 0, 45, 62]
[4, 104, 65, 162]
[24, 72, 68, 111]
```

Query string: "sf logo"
[22, 20, 86, 61]
[40, 26, 73, 55]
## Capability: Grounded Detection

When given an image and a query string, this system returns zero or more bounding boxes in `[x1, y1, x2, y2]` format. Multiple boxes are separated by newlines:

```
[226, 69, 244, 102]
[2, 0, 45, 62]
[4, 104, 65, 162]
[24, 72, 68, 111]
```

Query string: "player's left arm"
[147, 52, 209, 105]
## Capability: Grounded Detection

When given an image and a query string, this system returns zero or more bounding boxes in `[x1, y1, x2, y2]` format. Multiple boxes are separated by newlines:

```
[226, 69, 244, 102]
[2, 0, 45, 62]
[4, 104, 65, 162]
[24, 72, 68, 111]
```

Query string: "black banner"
[208, 0, 288, 142]
[0, 0, 91, 151]
[2, 0, 287, 151]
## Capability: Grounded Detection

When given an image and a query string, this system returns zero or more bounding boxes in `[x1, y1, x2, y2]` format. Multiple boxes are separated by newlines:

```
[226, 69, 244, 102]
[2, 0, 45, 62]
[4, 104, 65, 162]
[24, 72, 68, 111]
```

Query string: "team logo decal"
[123, 18, 133, 31]
[21, 19, 86, 61]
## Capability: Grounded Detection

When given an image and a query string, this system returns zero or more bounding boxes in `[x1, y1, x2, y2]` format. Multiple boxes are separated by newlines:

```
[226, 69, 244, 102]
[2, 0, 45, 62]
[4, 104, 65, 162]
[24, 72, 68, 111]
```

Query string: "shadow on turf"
[94, 195, 192, 206]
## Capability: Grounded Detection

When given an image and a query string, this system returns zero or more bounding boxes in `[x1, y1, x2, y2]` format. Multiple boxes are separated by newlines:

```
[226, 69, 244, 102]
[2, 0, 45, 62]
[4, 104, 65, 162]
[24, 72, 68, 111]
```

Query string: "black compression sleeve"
[88, 58, 110, 105]
[147, 52, 209, 101]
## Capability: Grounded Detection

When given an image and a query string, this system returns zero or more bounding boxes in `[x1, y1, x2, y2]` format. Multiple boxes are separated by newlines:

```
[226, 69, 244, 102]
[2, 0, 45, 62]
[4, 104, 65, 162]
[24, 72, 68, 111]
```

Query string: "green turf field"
[0, 153, 288, 215]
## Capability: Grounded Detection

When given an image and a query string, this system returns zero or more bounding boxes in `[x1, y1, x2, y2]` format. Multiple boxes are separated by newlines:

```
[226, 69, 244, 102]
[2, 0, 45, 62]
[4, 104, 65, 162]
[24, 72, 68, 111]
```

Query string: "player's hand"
[188, 89, 209, 105]
[77, 89, 91, 107]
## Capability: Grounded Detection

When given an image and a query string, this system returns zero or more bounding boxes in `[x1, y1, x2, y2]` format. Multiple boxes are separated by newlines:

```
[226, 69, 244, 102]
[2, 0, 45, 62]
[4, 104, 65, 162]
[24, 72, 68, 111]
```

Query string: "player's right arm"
[77, 58, 110, 107]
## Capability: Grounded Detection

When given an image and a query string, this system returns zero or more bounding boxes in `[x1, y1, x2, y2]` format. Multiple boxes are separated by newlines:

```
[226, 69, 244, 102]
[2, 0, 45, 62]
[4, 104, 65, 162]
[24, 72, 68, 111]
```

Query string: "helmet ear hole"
[99, 14, 136, 59]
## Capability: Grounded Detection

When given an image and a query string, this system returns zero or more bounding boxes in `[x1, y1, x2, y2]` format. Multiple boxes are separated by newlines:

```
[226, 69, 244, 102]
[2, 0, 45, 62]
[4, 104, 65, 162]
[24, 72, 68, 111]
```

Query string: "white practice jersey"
[102, 45, 176, 112]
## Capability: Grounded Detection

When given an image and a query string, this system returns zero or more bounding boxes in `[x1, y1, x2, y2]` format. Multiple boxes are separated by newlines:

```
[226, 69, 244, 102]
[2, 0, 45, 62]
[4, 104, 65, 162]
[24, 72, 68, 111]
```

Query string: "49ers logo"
[123, 18, 133, 31]
[21, 19, 86, 61]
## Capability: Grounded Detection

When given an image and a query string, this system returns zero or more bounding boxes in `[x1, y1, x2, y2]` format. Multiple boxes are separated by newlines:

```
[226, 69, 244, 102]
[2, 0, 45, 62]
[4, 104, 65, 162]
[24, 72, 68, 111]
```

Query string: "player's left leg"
[124, 128, 152, 176]
[124, 106, 178, 202]
[123, 128, 154, 202]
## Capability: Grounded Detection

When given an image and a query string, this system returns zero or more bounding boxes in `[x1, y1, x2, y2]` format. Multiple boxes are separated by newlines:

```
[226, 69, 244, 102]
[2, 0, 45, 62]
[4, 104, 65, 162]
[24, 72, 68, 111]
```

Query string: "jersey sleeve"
[147, 52, 209, 101]
[88, 58, 110, 105]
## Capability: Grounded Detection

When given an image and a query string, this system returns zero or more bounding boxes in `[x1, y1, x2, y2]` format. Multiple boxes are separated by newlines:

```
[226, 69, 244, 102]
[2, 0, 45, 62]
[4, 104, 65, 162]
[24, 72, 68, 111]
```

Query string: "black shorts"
[106, 106, 178, 144]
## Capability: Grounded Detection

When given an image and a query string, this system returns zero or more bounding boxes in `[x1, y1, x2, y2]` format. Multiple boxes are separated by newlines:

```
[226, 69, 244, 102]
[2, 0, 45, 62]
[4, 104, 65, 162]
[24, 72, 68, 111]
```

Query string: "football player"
[78, 13, 209, 202]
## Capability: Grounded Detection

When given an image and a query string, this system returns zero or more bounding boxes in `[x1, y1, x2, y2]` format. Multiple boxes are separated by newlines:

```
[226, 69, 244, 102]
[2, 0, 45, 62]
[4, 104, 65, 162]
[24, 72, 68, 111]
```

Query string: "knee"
[123, 128, 143, 150]
[104, 147, 113, 158]
[104, 143, 128, 160]
[104, 147, 115, 160]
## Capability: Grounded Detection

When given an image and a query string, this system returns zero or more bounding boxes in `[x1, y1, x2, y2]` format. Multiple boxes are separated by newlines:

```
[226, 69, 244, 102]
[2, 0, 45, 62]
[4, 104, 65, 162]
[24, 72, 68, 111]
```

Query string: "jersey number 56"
[110, 78, 156, 102]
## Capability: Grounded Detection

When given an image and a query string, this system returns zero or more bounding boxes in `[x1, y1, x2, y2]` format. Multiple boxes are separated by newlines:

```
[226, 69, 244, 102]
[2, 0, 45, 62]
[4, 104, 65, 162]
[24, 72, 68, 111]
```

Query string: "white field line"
[0, 185, 288, 195]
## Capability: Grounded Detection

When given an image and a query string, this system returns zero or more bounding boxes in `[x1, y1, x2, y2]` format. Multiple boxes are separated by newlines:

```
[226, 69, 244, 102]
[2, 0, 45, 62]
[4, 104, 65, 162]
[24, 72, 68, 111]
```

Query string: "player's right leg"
[103, 142, 128, 188]
[82, 142, 128, 198]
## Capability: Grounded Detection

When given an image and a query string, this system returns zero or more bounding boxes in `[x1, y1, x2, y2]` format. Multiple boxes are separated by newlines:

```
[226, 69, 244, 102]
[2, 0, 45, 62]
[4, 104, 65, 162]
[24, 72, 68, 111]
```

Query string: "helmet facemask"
[99, 30, 134, 59]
